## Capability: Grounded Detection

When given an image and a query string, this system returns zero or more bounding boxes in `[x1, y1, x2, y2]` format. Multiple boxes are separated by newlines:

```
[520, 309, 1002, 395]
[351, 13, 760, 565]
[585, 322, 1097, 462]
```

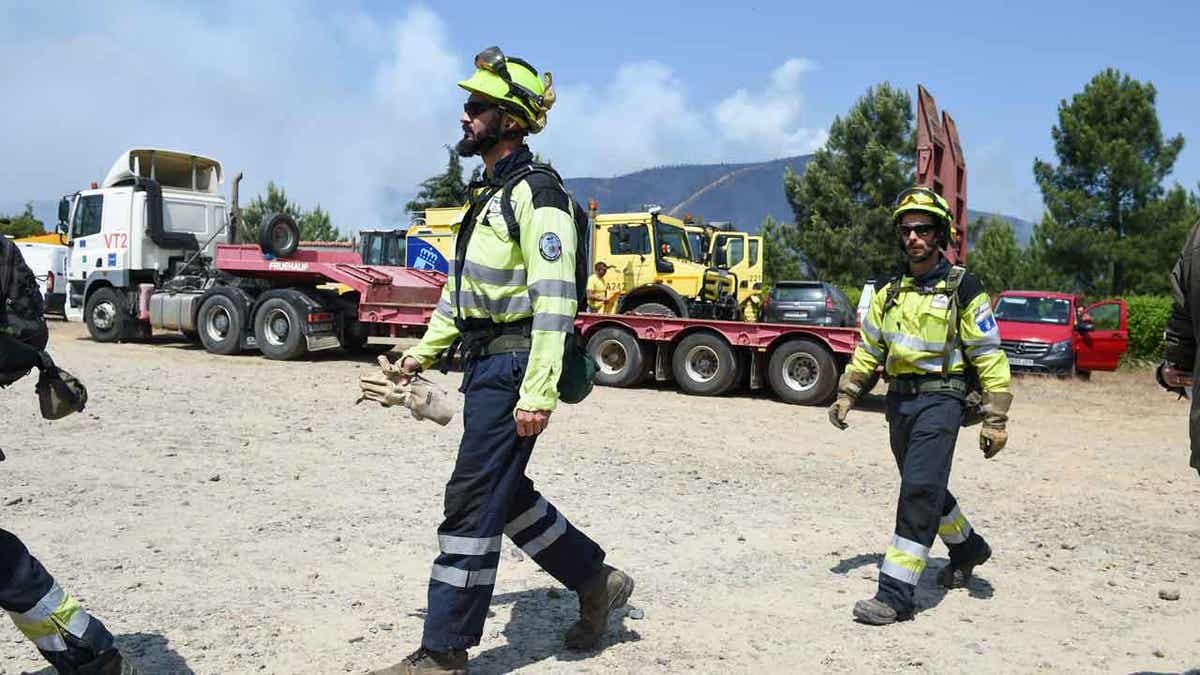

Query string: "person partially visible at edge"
[828, 186, 1013, 626]
[1158, 218, 1200, 476]
[0, 235, 139, 675]
[365, 47, 634, 675]
[586, 261, 616, 313]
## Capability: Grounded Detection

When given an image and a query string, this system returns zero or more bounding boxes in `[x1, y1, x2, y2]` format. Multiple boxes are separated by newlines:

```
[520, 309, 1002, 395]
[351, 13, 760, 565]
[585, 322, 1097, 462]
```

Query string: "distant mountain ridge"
[563, 154, 1035, 245]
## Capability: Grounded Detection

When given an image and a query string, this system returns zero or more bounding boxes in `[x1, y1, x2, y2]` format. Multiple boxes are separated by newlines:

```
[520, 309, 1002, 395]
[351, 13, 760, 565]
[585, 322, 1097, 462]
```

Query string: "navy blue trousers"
[1, 528, 115, 671]
[422, 351, 606, 651]
[876, 392, 989, 612]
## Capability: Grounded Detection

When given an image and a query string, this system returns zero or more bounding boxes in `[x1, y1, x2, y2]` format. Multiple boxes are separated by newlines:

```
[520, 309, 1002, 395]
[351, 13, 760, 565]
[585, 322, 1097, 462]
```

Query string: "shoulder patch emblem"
[974, 303, 997, 333]
[539, 232, 562, 261]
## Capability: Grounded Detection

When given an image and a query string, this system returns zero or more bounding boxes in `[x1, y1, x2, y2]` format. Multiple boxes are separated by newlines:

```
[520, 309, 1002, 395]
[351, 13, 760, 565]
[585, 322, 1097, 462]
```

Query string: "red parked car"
[991, 291, 1129, 376]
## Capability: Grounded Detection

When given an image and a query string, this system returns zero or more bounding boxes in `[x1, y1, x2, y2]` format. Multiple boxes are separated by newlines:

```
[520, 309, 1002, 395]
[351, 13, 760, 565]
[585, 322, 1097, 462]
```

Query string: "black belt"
[441, 317, 534, 371]
[888, 375, 967, 395]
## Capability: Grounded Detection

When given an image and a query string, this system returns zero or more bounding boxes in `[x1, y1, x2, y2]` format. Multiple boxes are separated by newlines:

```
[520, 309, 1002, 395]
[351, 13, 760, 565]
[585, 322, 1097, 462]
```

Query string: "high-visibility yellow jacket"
[402, 148, 578, 412]
[847, 261, 1011, 393]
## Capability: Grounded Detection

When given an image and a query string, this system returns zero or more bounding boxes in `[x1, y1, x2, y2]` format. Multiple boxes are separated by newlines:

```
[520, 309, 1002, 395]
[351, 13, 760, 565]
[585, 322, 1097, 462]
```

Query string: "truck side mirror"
[656, 258, 675, 274]
[58, 198, 70, 226]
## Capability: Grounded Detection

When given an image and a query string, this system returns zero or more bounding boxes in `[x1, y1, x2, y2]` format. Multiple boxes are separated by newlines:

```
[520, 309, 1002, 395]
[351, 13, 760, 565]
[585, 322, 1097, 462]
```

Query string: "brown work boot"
[564, 564, 635, 650]
[368, 647, 468, 674]
[852, 597, 913, 626]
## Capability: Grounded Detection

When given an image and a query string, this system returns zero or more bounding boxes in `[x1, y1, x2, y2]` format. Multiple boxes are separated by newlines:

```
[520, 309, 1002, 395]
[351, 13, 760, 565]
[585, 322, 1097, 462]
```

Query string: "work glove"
[828, 370, 872, 430]
[35, 364, 88, 420]
[357, 356, 454, 426]
[979, 391, 1013, 459]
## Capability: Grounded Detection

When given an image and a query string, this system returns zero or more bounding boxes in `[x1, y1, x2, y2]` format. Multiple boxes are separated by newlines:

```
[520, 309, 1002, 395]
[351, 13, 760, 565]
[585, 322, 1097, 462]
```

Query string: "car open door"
[1074, 299, 1128, 371]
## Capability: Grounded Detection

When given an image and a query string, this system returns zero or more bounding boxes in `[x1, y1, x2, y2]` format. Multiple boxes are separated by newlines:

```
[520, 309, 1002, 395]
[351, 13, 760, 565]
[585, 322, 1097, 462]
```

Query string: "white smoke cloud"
[0, 4, 827, 232]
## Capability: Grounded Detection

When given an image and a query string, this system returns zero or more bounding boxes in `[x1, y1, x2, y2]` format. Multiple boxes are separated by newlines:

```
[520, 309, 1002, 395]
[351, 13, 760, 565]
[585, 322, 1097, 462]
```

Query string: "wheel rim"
[263, 308, 292, 346]
[684, 345, 720, 383]
[272, 224, 296, 252]
[91, 301, 116, 330]
[206, 306, 232, 342]
[596, 339, 628, 375]
[781, 352, 819, 391]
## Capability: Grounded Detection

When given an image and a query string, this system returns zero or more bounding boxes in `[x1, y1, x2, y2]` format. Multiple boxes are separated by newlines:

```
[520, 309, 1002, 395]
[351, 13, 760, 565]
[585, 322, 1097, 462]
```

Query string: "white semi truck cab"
[59, 149, 228, 338]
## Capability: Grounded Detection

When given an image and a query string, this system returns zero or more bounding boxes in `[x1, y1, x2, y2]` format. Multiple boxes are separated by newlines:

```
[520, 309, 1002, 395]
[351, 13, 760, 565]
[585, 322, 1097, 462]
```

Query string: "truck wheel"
[767, 339, 837, 405]
[198, 294, 247, 355]
[254, 297, 308, 360]
[629, 302, 677, 317]
[85, 287, 128, 343]
[672, 332, 739, 396]
[587, 327, 645, 387]
[259, 213, 301, 259]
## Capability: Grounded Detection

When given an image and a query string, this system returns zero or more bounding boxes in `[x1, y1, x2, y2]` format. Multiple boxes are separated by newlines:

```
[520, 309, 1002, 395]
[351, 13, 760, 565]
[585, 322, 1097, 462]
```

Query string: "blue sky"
[1, 1, 1197, 228]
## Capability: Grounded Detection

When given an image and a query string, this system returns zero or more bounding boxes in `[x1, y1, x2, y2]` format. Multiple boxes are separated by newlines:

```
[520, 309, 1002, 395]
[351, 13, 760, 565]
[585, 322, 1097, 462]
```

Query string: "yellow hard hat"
[892, 186, 953, 226]
[458, 46, 556, 134]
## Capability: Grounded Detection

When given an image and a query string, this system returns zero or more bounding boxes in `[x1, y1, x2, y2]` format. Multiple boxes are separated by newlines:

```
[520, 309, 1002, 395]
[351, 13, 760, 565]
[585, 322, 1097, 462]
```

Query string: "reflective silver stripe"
[860, 341, 885, 359]
[439, 534, 502, 556]
[435, 298, 452, 317]
[520, 513, 567, 557]
[883, 331, 946, 353]
[11, 584, 65, 624]
[504, 497, 549, 537]
[892, 535, 930, 559]
[430, 564, 497, 588]
[911, 351, 964, 373]
[63, 606, 90, 638]
[32, 633, 67, 653]
[532, 312, 575, 333]
[965, 344, 1000, 358]
[963, 332, 1001, 347]
[939, 506, 973, 545]
[457, 290, 533, 315]
[450, 260, 527, 286]
[529, 279, 577, 301]
[861, 316, 882, 342]
[880, 559, 922, 585]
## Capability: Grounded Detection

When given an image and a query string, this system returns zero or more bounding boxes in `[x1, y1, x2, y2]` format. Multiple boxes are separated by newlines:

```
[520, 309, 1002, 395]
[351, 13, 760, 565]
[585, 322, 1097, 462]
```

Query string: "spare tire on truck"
[259, 213, 300, 259]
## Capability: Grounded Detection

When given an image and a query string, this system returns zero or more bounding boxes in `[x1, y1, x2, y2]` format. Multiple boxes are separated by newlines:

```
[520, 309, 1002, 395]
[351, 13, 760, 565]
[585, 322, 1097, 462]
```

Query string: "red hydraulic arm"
[915, 85, 968, 264]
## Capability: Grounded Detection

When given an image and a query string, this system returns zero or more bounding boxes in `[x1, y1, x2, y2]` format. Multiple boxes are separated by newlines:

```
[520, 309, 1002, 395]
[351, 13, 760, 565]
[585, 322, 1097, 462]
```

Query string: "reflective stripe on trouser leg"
[7, 583, 91, 653]
[422, 352, 605, 652]
[0, 529, 115, 665]
[881, 535, 929, 585]
[938, 503, 973, 545]
[504, 480, 603, 591]
[878, 392, 962, 611]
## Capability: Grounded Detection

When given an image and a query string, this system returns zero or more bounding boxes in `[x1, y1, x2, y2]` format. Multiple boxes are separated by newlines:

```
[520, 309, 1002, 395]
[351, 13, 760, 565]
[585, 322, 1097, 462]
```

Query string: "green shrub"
[840, 284, 863, 311]
[1123, 295, 1172, 361]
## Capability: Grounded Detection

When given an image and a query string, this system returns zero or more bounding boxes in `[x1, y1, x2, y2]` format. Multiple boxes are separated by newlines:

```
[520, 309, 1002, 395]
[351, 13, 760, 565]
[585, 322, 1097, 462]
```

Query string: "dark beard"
[456, 114, 502, 157]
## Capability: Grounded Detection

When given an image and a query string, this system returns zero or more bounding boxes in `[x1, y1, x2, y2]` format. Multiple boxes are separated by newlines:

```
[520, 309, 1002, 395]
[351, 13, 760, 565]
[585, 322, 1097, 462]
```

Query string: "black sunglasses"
[463, 100, 498, 117]
[897, 223, 937, 238]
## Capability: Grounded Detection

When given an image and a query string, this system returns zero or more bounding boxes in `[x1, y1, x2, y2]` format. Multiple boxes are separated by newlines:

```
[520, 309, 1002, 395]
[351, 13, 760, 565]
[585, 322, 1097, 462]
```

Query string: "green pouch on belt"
[557, 334, 597, 404]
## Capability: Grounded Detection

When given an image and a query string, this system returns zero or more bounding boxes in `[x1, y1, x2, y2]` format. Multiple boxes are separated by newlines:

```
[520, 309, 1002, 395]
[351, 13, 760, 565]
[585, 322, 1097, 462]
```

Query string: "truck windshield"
[655, 222, 691, 259]
[993, 296, 1071, 325]
[686, 232, 704, 262]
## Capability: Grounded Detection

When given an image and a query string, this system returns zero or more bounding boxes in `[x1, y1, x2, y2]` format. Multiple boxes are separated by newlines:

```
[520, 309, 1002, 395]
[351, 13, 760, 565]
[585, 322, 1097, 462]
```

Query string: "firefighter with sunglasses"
[365, 47, 632, 674]
[829, 187, 1012, 625]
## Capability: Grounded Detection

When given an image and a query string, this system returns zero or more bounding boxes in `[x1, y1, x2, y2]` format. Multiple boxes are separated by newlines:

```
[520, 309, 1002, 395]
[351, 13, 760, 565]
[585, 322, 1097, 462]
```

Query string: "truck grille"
[1001, 340, 1049, 359]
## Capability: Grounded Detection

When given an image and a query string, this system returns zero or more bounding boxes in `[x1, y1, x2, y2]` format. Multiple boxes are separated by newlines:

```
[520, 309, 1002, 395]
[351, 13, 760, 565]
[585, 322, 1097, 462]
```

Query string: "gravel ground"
[1, 320, 1198, 674]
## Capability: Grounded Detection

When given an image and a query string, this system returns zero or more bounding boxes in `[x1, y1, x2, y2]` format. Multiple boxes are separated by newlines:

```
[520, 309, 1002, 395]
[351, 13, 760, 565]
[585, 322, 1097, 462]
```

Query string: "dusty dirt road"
[1, 320, 1198, 674]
